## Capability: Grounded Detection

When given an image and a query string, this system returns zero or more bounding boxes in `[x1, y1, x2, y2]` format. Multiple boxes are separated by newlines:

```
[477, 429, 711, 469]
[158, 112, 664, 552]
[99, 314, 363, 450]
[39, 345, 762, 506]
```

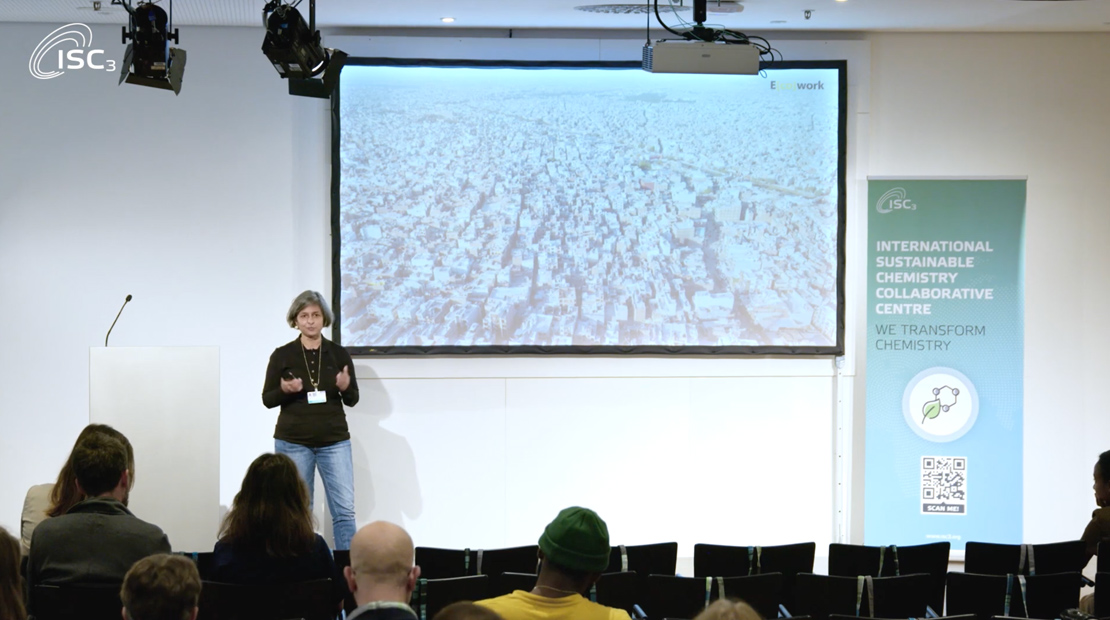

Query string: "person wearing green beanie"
[476, 507, 631, 620]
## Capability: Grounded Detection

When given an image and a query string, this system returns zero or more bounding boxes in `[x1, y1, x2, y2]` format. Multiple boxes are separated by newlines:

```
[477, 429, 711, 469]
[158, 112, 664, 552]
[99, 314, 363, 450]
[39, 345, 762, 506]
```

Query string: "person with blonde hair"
[693, 599, 763, 620]
[212, 453, 345, 604]
[0, 527, 26, 620]
[262, 290, 359, 550]
[20, 423, 134, 555]
[121, 554, 202, 620]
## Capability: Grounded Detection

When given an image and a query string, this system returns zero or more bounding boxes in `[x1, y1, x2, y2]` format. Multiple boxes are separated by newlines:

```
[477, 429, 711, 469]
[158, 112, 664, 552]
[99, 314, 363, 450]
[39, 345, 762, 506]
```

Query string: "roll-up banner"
[865, 178, 1026, 550]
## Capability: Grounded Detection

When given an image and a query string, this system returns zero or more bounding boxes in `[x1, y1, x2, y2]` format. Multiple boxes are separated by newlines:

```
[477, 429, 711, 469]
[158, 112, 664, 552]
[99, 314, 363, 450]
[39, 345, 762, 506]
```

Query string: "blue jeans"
[275, 438, 356, 550]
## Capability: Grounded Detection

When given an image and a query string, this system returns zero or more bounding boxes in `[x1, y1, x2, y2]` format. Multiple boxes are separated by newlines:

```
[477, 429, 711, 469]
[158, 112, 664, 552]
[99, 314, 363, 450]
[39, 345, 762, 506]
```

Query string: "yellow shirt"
[477, 590, 631, 620]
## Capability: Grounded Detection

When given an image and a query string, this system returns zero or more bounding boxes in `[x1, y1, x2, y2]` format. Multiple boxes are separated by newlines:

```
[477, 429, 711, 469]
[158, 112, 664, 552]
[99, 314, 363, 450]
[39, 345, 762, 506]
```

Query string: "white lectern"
[89, 347, 220, 552]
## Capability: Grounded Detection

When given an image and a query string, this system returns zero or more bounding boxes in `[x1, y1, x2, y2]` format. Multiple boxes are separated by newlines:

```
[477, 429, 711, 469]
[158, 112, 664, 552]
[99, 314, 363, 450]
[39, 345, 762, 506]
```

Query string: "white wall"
[1, 23, 1105, 564]
[862, 32, 1110, 545]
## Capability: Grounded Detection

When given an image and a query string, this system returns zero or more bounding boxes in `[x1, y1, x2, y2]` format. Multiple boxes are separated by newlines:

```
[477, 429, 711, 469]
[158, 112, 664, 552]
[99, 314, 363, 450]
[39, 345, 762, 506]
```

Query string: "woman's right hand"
[280, 377, 304, 394]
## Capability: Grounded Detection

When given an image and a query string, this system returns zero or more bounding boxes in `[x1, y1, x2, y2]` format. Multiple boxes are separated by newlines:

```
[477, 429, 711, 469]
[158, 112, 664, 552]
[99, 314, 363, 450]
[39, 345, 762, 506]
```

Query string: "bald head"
[345, 521, 420, 606]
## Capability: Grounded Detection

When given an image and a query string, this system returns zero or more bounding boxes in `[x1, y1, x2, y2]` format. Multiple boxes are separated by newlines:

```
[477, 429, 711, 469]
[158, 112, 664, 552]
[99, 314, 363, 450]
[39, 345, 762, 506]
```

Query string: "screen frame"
[331, 57, 847, 356]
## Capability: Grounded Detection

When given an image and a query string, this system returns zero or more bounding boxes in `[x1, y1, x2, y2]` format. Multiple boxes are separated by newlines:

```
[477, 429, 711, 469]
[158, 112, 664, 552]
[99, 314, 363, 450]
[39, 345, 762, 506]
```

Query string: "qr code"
[921, 456, 967, 515]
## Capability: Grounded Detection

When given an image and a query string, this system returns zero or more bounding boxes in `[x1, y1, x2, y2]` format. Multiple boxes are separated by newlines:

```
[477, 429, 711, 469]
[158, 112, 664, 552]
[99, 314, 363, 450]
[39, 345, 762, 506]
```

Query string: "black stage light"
[116, 0, 186, 95]
[262, 0, 346, 99]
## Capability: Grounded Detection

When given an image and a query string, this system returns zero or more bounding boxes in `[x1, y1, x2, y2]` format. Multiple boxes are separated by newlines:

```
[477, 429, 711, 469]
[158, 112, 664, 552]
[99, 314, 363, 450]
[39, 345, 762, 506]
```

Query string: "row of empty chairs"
[24, 540, 1107, 620]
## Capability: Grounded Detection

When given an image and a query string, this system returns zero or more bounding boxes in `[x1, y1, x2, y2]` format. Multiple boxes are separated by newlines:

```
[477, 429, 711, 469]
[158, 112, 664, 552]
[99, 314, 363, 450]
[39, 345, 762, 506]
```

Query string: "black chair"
[643, 575, 718, 620]
[1095, 572, 1110, 618]
[474, 545, 539, 595]
[593, 571, 641, 614]
[964, 541, 1086, 576]
[791, 573, 931, 620]
[608, 543, 678, 576]
[333, 549, 358, 614]
[694, 542, 815, 610]
[827, 542, 949, 613]
[945, 572, 1081, 620]
[416, 575, 490, 620]
[178, 551, 217, 580]
[197, 579, 337, 620]
[715, 573, 783, 620]
[416, 547, 476, 579]
[1098, 542, 1110, 574]
[30, 584, 123, 620]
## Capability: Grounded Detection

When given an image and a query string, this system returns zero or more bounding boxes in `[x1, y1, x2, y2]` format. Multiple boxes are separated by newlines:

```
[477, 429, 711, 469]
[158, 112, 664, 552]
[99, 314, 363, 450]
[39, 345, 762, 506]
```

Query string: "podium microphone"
[105, 294, 133, 346]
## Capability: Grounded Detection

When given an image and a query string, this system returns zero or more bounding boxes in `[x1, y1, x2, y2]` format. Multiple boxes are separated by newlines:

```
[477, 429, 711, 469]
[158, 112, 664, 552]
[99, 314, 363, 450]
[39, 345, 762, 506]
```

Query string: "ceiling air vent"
[575, 4, 690, 14]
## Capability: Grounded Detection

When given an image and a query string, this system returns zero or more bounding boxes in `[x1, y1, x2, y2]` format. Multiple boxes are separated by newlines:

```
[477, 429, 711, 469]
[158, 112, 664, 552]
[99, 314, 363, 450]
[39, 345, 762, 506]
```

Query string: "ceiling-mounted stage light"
[113, 0, 186, 95]
[262, 0, 347, 98]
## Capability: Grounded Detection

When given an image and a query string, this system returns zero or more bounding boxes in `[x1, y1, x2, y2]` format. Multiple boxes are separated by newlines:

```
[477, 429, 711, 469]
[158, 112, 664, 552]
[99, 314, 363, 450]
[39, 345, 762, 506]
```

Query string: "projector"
[642, 40, 760, 75]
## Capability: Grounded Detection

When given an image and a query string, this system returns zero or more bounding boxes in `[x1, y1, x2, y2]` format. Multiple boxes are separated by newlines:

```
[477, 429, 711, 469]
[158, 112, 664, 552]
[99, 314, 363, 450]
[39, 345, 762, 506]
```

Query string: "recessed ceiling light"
[441, 17, 456, 23]
[835, 0, 847, 3]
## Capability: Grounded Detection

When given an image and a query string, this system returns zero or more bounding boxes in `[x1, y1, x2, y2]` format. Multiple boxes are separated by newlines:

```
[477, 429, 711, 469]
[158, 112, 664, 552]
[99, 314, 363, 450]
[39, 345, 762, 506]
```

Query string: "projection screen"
[334, 60, 846, 355]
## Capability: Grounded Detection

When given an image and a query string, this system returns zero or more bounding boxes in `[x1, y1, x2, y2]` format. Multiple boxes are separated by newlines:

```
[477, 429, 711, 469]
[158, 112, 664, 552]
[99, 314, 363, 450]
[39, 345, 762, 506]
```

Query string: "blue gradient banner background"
[865, 179, 1026, 550]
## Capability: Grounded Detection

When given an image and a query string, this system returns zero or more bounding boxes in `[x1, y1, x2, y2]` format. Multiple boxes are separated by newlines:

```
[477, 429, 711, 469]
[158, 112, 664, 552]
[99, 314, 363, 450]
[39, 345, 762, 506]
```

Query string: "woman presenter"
[263, 290, 359, 550]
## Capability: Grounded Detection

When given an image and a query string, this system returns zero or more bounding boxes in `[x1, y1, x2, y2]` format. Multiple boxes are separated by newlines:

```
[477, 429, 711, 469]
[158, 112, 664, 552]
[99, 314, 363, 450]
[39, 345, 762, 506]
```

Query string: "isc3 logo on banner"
[29, 23, 116, 80]
[875, 187, 917, 213]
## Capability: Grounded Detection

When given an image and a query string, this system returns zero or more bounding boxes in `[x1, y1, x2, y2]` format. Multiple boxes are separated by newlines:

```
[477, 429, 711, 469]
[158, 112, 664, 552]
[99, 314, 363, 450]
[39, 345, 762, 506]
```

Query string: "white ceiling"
[1, 0, 1108, 32]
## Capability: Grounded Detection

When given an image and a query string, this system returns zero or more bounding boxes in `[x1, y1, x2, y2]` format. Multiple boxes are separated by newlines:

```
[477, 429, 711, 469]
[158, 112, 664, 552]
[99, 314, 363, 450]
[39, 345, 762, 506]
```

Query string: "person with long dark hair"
[0, 527, 26, 620]
[262, 290, 359, 550]
[212, 453, 345, 603]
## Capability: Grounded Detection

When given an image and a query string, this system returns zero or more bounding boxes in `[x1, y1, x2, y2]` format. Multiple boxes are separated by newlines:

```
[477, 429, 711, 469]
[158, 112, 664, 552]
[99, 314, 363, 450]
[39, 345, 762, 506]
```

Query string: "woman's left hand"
[336, 365, 351, 392]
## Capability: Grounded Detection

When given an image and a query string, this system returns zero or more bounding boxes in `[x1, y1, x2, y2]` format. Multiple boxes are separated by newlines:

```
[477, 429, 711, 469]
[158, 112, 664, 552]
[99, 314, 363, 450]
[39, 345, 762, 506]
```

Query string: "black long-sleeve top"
[262, 337, 359, 447]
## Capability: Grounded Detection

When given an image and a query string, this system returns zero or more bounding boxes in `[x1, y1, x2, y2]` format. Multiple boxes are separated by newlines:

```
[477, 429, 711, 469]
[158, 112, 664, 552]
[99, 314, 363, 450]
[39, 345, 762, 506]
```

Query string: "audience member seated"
[20, 423, 135, 556]
[0, 527, 26, 620]
[1080, 448, 1110, 613]
[121, 554, 202, 620]
[344, 521, 422, 620]
[210, 452, 345, 604]
[694, 599, 763, 620]
[476, 506, 632, 620]
[434, 602, 503, 620]
[1083, 449, 1110, 560]
[28, 432, 169, 588]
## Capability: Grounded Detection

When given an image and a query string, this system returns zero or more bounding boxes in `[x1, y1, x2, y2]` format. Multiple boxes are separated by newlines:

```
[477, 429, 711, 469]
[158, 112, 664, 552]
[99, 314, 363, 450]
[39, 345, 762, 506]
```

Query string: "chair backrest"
[178, 551, 217, 580]
[694, 542, 816, 577]
[715, 572, 783, 620]
[417, 575, 490, 620]
[1098, 542, 1110, 574]
[964, 541, 1086, 576]
[31, 584, 123, 620]
[1096, 572, 1110, 618]
[197, 579, 336, 620]
[792, 573, 864, 620]
[792, 573, 930, 620]
[473, 545, 539, 595]
[473, 545, 539, 576]
[643, 575, 718, 620]
[946, 571, 1081, 620]
[593, 571, 640, 614]
[608, 543, 678, 576]
[415, 547, 474, 579]
[827, 543, 949, 612]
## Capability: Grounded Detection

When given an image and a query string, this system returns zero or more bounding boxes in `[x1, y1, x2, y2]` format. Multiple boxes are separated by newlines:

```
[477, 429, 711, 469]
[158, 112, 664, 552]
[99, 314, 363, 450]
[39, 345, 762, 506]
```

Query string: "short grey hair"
[286, 290, 334, 328]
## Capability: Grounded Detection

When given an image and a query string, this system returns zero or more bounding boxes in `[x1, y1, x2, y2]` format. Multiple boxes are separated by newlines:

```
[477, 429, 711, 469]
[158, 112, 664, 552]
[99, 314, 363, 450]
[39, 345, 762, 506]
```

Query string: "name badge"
[307, 390, 327, 404]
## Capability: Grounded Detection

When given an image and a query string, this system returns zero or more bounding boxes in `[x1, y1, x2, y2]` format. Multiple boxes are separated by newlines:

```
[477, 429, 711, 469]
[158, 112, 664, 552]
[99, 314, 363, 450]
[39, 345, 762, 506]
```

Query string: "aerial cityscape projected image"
[338, 65, 841, 350]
